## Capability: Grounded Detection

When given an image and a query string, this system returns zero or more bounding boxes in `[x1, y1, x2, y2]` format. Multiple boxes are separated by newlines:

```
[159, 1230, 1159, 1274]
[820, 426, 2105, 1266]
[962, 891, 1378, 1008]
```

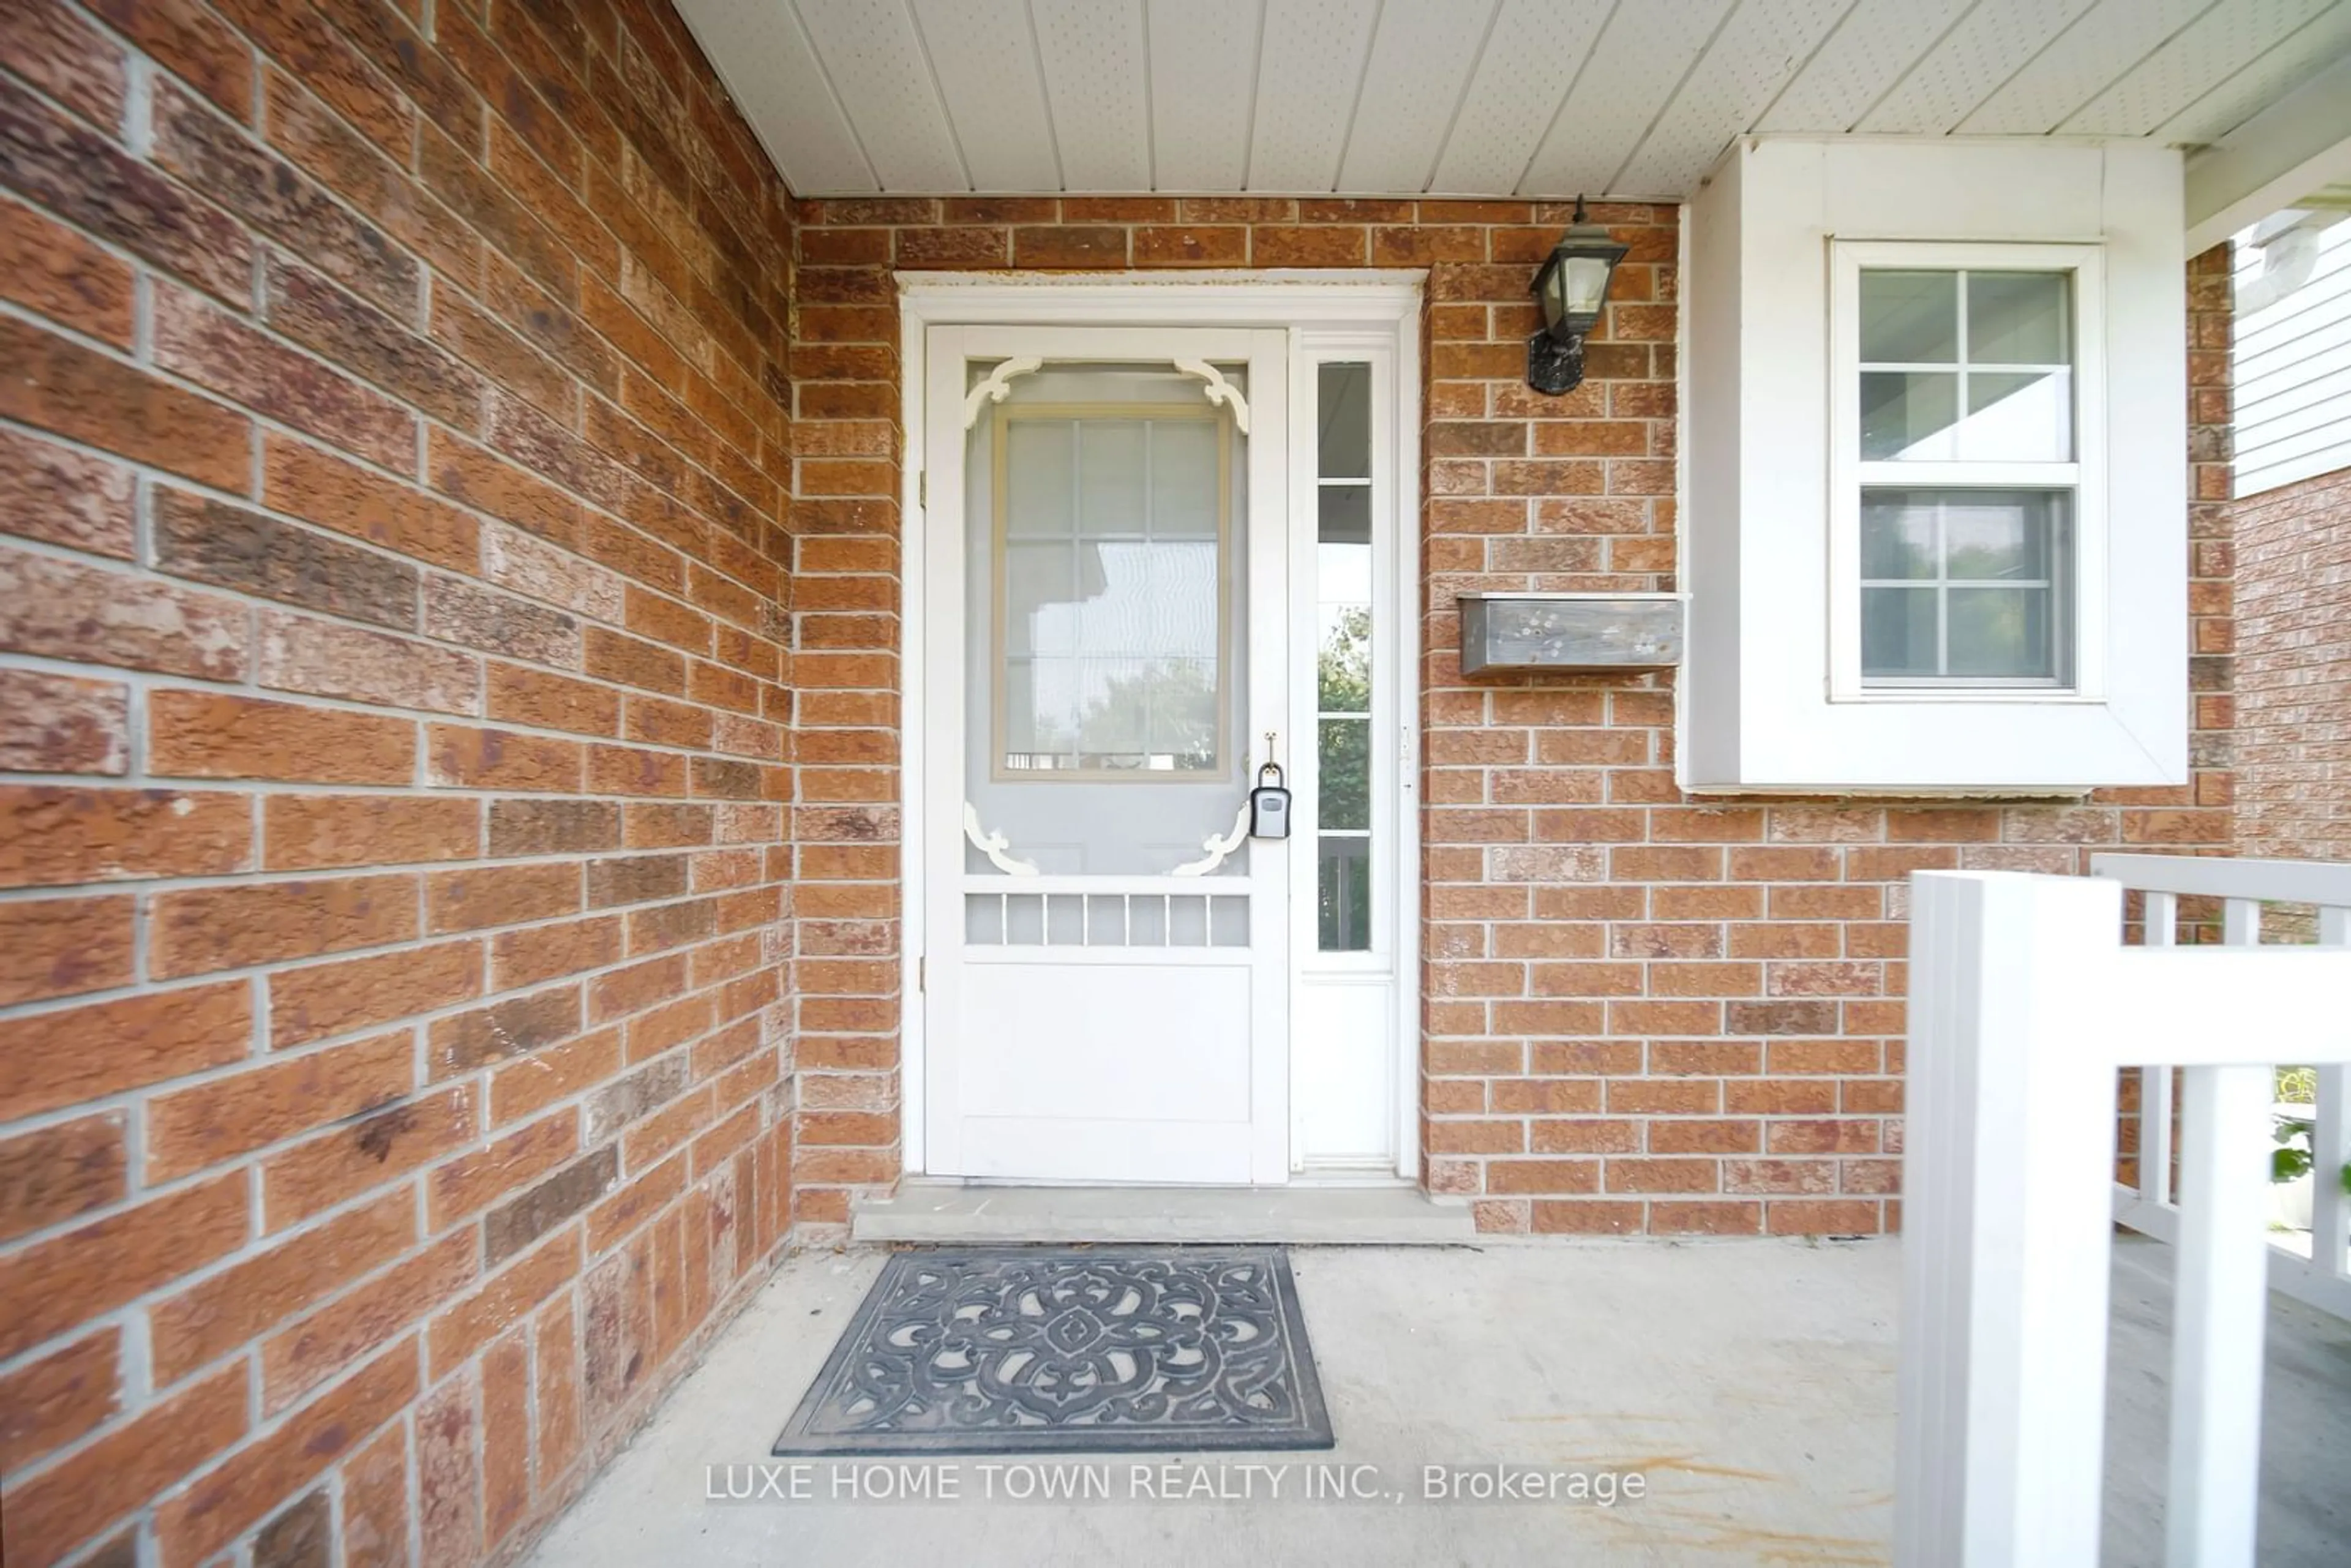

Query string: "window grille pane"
[1967, 272, 2069, 364]
[1859, 270, 1958, 362]
[1862, 586, 1938, 677]
[1861, 371, 1958, 459]
[1962, 370, 2071, 462]
[1943, 496, 2050, 580]
[1861, 500, 1936, 579]
[1148, 419, 1220, 538]
[1078, 422, 1146, 535]
[1860, 489, 2069, 685]
[1948, 588, 2050, 678]
[1005, 422, 1073, 537]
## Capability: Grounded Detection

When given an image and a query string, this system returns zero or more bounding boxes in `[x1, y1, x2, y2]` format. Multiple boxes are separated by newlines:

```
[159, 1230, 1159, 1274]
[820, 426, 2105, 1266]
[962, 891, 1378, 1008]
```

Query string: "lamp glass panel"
[1561, 254, 1611, 315]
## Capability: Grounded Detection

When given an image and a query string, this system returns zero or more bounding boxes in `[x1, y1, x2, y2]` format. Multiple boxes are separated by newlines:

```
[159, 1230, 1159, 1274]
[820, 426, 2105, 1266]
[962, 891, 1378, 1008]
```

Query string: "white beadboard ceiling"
[677, 0, 2351, 200]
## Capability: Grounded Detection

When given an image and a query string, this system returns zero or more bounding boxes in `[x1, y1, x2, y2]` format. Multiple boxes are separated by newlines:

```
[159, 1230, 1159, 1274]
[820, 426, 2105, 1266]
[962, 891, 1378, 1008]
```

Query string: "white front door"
[921, 324, 1292, 1184]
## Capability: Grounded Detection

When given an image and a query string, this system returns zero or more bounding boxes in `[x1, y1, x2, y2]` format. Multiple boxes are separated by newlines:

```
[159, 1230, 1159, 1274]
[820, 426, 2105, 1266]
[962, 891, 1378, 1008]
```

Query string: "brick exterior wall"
[789, 204, 2236, 1237]
[2236, 462, 2351, 862]
[0, 4, 796, 1565]
[0, 3, 2240, 1556]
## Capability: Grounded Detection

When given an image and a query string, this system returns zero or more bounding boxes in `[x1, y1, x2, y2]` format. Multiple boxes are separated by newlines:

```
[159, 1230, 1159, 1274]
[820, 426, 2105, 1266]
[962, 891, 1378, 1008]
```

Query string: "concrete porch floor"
[527, 1236, 2349, 1566]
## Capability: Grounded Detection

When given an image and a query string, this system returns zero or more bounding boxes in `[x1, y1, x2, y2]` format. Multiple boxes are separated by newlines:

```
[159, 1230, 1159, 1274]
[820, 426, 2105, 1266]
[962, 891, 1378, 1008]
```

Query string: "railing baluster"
[1899, 872, 2120, 1566]
[2096, 853, 2351, 1322]
[2315, 907, 2349, 1284]
[2221, 896, 2260, 947]
[2143, 890, 2178, 1209]
[2166, 1062, 2274, 1568]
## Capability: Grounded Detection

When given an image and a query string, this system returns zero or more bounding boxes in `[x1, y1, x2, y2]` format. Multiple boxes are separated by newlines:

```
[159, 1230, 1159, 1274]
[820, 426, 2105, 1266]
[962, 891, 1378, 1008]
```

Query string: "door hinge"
[917, 470, 926, 508]
[917, 956, 926, 992]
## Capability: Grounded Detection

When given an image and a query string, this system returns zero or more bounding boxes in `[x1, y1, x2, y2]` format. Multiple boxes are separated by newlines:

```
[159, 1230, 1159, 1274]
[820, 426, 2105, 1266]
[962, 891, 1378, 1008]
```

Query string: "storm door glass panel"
[964, 364, 1251, 884]
[1316, 362, 1373, 952]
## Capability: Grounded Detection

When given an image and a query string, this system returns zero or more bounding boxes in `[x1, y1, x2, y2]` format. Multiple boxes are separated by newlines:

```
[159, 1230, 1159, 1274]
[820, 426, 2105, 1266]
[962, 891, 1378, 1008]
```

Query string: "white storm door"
[922, 325, 1291, 1185]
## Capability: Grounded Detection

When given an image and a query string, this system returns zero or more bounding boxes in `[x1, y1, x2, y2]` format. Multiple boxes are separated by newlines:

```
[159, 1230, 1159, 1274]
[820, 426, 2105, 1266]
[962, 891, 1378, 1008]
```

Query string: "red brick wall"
[0, 3, 794, 1564]
[788, 201, 2235, 1236]
[2236, 462, 2351, 862]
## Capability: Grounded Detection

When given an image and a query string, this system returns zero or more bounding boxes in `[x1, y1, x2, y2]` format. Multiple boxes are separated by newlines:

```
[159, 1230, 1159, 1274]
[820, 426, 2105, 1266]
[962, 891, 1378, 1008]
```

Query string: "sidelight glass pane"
[1319, 605, 1371, 711]
[1318, 362, 1371, 478]
[1967, 271, 2068, 364]
[1318, 838, 1371, 952]
[1318, 482, 1370, 545]
[1319, 718, 1370, 831]
[1316, 361, 1374, 954]
[1861, 372, 1959, 459]
[1860, 270, 1958, 363]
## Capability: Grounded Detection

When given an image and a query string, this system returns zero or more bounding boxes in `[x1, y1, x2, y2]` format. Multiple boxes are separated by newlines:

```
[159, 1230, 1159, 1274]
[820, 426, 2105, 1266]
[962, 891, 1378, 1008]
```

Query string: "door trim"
[896, 272, 1426, 1180]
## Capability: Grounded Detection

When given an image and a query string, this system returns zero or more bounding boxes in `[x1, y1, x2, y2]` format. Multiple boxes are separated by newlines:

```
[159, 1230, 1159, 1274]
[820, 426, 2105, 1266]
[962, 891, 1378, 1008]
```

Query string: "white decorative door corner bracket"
[961, 356, 1043, 430]
[961, 356, 1253, 435]
[1174, 359, 1251, 432]
[1171, 801, 1253, 877]
[961, 803, 1039, 876]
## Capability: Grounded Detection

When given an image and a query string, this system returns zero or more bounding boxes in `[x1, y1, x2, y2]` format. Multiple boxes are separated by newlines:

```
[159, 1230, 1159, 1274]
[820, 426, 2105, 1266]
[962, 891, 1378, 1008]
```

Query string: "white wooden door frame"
[896, 272, 1425, 1180]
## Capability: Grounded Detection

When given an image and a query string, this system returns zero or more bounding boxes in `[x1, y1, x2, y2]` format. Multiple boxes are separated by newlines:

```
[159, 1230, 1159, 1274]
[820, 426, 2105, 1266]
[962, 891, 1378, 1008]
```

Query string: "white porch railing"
[1897, 866, 2351, 1568]
[2090, 853, 2351, 1321]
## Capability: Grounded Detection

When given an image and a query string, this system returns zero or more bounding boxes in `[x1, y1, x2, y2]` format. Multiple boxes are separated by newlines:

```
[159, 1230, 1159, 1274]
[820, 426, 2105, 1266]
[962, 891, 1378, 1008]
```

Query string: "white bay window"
[1685, 141, 2184, 792]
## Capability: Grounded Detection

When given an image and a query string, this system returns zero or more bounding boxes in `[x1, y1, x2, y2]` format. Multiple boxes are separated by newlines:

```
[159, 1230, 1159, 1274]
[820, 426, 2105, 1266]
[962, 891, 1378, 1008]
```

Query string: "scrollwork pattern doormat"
[773, 1247, 1333, 1454]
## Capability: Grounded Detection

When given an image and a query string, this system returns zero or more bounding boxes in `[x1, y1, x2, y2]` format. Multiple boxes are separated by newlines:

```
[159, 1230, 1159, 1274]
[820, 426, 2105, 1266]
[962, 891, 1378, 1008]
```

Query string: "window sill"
[1829, 689, 2103, 705]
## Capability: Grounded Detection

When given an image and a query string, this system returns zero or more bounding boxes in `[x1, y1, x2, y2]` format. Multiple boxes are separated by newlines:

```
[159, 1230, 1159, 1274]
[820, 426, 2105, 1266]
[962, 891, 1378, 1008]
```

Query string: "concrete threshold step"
[850, 1181, 1478, 1245]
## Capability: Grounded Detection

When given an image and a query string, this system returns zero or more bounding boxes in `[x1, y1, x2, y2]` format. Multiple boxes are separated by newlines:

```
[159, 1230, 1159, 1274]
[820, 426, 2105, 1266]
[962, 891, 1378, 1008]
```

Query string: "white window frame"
[1826, 241, 2109, 703]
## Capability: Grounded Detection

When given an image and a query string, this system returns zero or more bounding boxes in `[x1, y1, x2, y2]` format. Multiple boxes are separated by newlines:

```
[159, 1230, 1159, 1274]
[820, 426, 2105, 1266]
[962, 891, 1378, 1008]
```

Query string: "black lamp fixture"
[1526, 195, 1629, 395]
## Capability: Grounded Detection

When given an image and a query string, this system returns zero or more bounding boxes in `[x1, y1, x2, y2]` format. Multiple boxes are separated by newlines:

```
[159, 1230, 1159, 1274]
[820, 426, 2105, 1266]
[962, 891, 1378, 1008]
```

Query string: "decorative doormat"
[773, 1247, 1333, 1455]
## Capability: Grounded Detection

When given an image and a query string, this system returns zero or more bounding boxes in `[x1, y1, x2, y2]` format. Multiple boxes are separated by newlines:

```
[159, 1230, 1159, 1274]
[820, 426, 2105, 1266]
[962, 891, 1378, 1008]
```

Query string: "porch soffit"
[674, 0, 2351, 204]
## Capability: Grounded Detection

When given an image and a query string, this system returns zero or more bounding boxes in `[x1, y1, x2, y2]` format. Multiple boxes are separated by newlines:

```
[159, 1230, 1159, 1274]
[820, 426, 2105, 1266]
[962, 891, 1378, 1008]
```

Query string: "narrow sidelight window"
[1316, 362, 1373, 951]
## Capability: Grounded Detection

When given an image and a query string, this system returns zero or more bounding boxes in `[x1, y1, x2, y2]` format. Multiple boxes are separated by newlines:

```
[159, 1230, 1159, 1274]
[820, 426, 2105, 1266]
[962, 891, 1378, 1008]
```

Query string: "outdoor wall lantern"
[1526, 196, 1629, 396]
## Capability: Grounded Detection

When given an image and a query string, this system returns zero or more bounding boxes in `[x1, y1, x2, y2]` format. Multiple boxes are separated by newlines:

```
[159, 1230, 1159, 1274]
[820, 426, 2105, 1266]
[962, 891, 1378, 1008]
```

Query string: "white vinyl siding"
[2234, 218, 2351, 498]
